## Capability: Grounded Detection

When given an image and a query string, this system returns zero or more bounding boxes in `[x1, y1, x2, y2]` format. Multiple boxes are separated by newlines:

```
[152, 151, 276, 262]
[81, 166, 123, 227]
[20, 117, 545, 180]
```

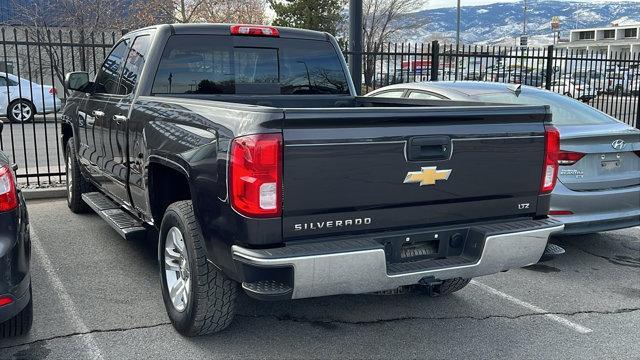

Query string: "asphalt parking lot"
[0, 198, 639, 360]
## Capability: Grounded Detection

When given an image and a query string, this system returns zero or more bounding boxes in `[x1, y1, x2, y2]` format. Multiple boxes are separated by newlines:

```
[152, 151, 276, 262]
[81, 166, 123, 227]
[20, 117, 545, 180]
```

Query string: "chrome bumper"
[232, 221, 564, 299]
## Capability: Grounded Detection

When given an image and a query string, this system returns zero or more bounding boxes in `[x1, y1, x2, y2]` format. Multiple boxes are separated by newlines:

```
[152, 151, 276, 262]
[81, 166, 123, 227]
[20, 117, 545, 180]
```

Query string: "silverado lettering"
[294, 218, 372, 231]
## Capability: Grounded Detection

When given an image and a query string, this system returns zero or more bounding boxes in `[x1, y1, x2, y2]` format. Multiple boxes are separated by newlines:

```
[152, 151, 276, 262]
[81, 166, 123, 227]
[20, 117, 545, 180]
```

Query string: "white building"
[555, 23, 640, 58]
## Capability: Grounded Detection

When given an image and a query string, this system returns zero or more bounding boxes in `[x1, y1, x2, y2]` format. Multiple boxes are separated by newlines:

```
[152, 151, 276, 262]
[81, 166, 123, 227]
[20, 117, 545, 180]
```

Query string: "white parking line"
[471, 280, 593, 334]
[31, 229, 105, 360]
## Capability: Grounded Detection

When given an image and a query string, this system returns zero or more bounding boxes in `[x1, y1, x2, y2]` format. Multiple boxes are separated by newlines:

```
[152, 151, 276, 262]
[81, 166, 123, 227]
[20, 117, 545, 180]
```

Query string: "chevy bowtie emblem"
[403, 166, 452, 186]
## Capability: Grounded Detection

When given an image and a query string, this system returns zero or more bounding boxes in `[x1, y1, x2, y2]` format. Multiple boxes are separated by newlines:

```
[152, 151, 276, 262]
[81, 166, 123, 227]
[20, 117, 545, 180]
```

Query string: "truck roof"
[127, 23, 330, 41]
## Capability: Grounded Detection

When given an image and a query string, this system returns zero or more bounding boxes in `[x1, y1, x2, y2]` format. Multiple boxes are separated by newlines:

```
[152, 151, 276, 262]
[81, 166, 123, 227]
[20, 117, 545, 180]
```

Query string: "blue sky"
[426, 0, 640, 9]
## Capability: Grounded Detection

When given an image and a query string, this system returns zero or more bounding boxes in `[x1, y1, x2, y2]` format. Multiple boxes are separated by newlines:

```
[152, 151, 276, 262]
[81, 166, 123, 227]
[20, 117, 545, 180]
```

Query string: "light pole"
[523, 0, 527, 35]
[455, 0, 461, 80]
[456, 0, 461, 50]
[349, 0, 363, 94]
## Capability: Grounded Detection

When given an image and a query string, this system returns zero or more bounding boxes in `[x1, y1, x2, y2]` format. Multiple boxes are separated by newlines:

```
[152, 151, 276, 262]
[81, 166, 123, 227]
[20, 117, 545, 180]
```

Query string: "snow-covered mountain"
[402, 0, 640, 46]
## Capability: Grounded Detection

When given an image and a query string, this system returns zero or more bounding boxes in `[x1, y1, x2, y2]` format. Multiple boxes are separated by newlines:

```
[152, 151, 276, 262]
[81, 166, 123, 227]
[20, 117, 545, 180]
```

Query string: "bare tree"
[6, 0, 130, 95]
[361, 0, 428, 89]
[195, 0, 269, 24]
[129, 0, 207, 27]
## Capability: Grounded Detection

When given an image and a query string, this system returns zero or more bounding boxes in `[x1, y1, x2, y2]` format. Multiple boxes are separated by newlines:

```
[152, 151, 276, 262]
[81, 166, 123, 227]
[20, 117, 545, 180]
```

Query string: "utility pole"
[523, 0, 527, 35]
[455, 0, 461, 80]
[456, 0, 461, 50]
[349, 0, 363, 95]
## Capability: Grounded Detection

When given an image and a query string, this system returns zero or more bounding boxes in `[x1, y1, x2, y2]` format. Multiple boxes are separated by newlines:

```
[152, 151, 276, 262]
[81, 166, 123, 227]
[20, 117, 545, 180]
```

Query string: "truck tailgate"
[282, 106, 550, 239]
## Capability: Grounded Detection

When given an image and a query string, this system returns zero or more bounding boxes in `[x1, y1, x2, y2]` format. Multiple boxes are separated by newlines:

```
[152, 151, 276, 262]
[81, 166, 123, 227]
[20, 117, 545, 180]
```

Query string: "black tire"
[159, 200, 238, 336]
[65, 138, 92, 213]
[0, 287, 33, 338]
[7, 99, 35, 123]
[421, 278, 471, 297]
[614, 85, 623, 95]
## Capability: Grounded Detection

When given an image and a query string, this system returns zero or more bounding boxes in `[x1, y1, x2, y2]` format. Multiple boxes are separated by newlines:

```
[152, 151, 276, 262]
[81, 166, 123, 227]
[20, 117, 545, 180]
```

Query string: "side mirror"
[65, 71, 90, 92]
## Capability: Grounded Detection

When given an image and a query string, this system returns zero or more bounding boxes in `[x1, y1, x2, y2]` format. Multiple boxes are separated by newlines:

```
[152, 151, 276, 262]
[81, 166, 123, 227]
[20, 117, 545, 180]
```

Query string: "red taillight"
[229, 133, 282, 218]
[0, 165, 18, 212]
[48, 87, 57, 95]
[541, 125, 560, 194]
[558, 151, 585, 165]
[549, 210, 574, 216]
[0, 296, 12, 307]
[230, 25, 280, 37]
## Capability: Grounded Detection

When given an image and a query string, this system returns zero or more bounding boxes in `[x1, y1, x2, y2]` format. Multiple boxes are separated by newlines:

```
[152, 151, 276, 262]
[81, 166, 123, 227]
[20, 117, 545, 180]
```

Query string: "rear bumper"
[551, 182, 640, 235]
[232, 219, 563, 299]
[0, 276, 30, 323]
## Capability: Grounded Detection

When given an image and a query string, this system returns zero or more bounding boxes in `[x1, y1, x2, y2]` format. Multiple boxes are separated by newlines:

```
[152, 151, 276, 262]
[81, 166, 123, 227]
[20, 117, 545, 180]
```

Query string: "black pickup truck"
[61, 24, 564, 336]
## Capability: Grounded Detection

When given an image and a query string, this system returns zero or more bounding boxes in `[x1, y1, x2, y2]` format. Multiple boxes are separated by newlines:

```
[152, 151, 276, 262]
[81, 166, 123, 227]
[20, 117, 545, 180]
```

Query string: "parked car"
[0, 121, 32, 337]
[366, 81, 640, 235]
[605, 72, 637, 95]
[546, 78, 597, 101]
[572, 70, 606, 94]
[60, 24, 563, 336]
[0, 72, 62, 123]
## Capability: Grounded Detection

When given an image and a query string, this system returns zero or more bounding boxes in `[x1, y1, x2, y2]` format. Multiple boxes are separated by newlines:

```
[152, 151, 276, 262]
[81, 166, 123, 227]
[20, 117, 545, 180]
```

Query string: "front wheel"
[159, 200, 238, 336]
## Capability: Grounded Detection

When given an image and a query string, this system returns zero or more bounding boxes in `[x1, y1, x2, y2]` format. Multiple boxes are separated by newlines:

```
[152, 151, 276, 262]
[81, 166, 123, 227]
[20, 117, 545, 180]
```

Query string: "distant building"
[555, 23, 640, 57]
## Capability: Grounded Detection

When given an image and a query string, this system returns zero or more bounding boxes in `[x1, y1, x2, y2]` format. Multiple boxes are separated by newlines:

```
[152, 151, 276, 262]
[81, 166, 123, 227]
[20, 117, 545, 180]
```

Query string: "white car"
[0, 72, 62, 123]
[546, 78, 597, 102]
[606, 72, 637, 95]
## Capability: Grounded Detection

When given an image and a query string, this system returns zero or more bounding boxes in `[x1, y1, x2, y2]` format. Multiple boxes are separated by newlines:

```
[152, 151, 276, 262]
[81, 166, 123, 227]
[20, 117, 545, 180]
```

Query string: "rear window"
[152, 35, 350, 95]
[473, 89, 619, 126]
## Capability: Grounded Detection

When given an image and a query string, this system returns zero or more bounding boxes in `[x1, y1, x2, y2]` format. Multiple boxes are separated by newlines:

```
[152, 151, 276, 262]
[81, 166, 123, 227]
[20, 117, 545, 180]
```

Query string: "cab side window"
[94, 40, 129, 94]
[118, 35, 151, 95]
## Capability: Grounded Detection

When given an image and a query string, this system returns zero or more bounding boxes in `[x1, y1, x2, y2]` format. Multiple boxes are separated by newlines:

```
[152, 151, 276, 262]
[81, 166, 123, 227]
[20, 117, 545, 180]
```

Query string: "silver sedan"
[366, 82, 640, 235]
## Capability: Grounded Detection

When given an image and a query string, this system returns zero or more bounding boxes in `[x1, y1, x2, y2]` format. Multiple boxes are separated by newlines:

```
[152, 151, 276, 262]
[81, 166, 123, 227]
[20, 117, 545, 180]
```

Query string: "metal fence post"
[349, 0, 363, 94]
[430, 40, 440, 82]
[545, 45, 554, 90]
[636, 90, 640, 129]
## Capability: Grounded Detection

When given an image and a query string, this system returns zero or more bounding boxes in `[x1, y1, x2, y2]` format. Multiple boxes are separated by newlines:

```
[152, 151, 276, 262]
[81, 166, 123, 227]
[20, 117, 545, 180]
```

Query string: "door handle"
[113, 115, 128, 124]
[407, 136, 451, 161]
[91, 110, 105, 117]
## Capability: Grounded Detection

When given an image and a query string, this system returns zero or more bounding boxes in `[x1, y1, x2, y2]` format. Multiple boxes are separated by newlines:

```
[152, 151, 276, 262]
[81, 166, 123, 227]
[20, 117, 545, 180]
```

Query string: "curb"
[21, 187, 67, 200]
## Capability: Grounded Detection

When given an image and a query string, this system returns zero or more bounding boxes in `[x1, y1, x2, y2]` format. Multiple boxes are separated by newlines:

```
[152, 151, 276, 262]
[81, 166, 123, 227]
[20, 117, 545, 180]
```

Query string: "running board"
[242, 280, 293, 301]
[82, 192, 147, 241]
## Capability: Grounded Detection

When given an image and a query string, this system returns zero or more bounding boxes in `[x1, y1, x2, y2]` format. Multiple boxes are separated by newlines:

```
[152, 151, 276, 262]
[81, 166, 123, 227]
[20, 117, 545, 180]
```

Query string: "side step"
[242, 280, 293, 301]
[82, 192, 147, 241]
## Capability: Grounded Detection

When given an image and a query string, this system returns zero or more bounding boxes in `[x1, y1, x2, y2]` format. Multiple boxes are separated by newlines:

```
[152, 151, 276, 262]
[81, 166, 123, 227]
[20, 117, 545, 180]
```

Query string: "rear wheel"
[420, 278, 471, 297]
[0, 287, 33, 338]
[65, 139, 92, 213]
[159, 200, 238, 336]
[7, 99, 35, 123]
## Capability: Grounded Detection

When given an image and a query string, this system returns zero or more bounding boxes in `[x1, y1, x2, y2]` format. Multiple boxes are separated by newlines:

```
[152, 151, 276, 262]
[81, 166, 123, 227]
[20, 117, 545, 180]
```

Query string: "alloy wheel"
[164, 226, 191, 312]
[66, 154, 73, 203]
[11, 103, 32, 122]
